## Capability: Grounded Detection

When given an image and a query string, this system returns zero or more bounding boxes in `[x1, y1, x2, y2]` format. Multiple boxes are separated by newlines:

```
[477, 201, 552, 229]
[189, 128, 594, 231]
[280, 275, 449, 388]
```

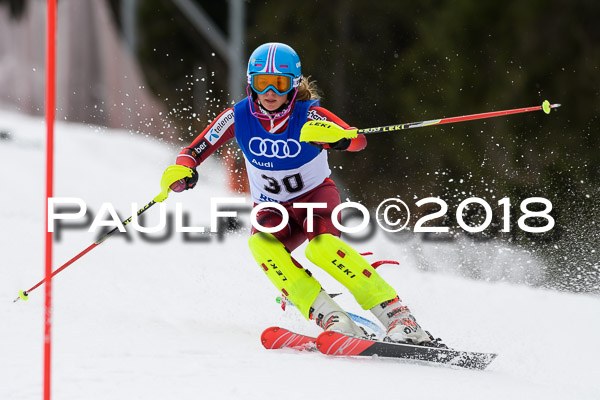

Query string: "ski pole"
[300, 100, 561, 143]
[13, 199, 157, 302]
[14, 165, 195, 303]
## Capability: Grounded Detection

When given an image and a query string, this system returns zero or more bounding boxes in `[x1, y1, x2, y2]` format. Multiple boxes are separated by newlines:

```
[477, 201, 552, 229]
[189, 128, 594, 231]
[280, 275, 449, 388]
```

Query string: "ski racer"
[160, 42, 443, 346]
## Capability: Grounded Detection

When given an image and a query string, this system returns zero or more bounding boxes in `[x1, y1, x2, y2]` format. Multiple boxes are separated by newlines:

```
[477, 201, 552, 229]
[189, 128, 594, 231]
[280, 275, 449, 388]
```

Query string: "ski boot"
[370, 296, 447, 348]
[310, 291, 366, 339]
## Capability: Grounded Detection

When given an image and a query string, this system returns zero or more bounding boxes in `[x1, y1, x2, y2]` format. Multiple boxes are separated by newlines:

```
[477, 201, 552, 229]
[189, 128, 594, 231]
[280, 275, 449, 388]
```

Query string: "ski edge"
[316, 331, 498, 370]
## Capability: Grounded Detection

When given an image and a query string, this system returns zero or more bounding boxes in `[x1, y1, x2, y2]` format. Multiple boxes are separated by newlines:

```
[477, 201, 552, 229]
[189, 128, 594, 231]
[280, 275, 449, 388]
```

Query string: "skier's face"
[257, 90, 288, 112]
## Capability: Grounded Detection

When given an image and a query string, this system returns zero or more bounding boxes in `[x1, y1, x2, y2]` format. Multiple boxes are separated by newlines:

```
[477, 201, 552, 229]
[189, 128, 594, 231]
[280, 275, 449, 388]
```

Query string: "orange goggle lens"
[251, 74, 293, 95]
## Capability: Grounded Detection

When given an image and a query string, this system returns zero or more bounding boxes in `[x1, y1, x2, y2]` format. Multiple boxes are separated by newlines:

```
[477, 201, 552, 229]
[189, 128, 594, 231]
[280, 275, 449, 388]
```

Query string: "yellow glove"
[299, 120, 358, 143]
[154, 165, 197, 203]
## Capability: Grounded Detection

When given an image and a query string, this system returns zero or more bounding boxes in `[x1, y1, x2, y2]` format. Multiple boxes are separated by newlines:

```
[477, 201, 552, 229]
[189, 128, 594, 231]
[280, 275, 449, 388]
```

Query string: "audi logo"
[249, 137, 302, 158]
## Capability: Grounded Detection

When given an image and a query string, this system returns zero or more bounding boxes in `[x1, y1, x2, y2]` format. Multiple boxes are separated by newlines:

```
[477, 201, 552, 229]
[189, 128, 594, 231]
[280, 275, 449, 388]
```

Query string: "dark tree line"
[135, 0, 600, 292]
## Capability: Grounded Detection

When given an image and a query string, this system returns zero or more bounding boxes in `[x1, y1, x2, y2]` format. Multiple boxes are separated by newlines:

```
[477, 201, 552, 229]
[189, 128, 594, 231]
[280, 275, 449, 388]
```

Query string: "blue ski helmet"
[247, 43, 302, 91]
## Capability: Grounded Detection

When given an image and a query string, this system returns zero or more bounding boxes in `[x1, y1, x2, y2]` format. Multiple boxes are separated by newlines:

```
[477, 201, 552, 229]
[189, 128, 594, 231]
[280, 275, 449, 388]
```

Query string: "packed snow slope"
[1, 109, 599, 400]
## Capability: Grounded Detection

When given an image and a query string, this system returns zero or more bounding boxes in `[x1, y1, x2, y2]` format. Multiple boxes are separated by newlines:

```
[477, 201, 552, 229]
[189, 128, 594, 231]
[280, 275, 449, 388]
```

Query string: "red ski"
[261, 327, 317, 351]
[316, 331, 497, 370]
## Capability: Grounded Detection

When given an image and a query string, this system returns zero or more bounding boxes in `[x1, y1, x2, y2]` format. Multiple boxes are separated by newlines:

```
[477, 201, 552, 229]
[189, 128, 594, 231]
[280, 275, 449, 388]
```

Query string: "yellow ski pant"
[249, 232, 397, 319]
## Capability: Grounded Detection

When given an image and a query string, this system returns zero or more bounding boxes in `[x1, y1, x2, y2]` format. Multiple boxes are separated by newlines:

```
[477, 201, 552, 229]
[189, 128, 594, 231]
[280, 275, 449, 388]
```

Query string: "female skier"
[161, 42, 441, 346]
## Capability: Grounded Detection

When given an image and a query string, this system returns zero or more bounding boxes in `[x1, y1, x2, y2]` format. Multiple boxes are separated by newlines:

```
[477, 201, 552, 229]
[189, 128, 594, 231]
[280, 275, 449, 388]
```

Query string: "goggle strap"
[293, 75, 302, 88]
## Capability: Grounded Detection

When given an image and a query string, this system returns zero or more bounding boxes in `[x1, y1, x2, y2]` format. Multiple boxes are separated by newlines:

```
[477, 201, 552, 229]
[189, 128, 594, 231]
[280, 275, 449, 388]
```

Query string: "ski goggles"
[250, 74, 294, 95]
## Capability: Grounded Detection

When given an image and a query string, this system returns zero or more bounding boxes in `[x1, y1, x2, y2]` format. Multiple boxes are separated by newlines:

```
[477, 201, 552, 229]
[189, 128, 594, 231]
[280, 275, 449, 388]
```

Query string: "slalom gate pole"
[357, 100, 561, 135]
[44, 0, 57, 398]
[14, 199, 157, 303]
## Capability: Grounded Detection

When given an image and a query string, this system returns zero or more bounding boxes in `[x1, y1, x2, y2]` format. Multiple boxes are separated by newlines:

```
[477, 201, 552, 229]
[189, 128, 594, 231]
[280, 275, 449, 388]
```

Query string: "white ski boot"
[370, 296, 441, 346]
[310, 291, 366, 338]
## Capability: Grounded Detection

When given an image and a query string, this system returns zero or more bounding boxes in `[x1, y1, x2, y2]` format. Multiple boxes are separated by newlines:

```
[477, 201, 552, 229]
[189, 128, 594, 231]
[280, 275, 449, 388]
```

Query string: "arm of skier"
[162, 108, 236, 193]
[307, 106, 367, 152]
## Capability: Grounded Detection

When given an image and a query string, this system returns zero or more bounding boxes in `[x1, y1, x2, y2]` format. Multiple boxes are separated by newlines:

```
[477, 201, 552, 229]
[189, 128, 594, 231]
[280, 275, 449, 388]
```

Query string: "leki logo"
[249, 137, 302, 158]
[331, 259, 356, 278]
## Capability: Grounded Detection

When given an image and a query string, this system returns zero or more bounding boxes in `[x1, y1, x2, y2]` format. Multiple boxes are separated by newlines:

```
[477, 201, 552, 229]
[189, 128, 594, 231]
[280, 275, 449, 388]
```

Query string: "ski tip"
[261, 326, 283, 349]
[261, 326, 317, 351]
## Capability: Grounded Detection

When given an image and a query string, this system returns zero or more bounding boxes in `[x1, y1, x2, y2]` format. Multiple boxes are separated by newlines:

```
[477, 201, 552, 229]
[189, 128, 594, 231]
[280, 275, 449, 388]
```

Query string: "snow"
[1, 109, 599, 399]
